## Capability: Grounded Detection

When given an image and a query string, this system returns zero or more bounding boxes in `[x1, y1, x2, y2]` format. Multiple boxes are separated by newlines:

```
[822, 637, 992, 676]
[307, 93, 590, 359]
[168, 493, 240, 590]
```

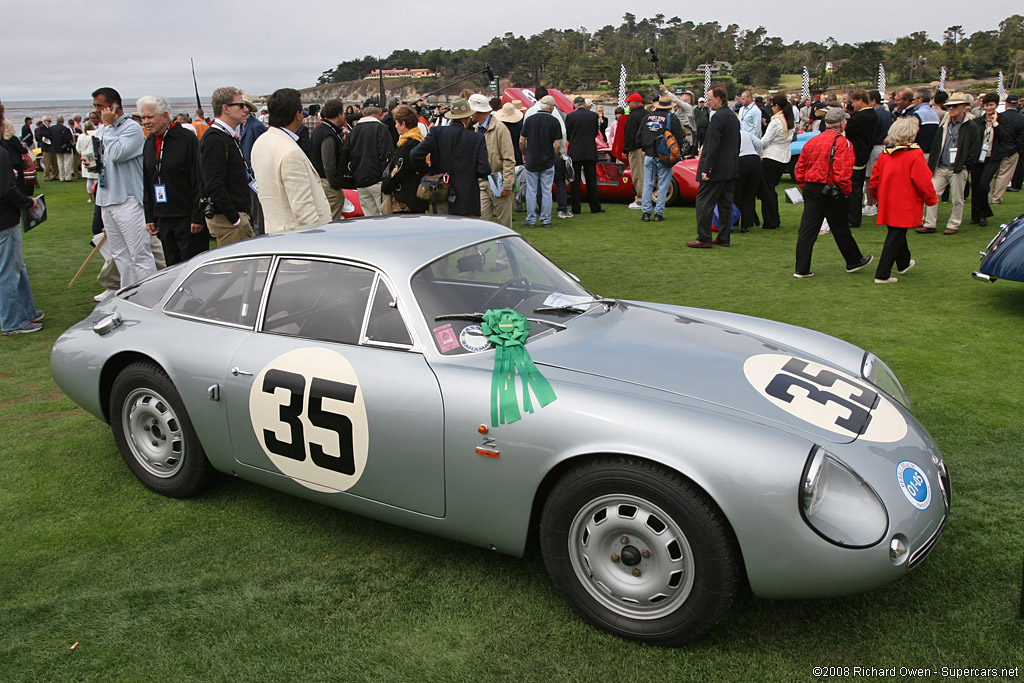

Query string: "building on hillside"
[364, 68, 438, 79]
[696, 61, 733, 77]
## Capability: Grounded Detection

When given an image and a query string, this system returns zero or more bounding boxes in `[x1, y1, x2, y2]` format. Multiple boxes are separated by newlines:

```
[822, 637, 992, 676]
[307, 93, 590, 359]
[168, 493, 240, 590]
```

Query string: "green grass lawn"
[2, 177, 1023, 681]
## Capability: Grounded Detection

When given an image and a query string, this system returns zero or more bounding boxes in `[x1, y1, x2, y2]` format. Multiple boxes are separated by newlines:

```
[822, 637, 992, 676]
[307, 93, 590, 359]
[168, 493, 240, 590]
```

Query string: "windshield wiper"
[533, 298, 619, 314]
[434, 312, 566, 331]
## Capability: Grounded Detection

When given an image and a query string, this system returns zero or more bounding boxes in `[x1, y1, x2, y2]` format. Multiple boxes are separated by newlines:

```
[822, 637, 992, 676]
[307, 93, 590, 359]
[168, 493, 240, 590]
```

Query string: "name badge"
[249, 178, 259, 194]
[98, 168, 106, 188]
[948, 146, 957, 162]
[154, 184, 168, 203]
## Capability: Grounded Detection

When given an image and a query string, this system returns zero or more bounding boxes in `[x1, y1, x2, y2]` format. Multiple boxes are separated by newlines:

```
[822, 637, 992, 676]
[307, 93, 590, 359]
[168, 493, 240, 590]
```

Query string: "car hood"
[531, 302, 903, 446]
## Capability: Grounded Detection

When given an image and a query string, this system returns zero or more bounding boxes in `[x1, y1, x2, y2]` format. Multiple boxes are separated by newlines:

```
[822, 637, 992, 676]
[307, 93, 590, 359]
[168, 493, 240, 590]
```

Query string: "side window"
[262, 259, 374, 344]
[165, 258, 270, 326]
[364, 277, 412, 347]
[119, 263, 186, 309]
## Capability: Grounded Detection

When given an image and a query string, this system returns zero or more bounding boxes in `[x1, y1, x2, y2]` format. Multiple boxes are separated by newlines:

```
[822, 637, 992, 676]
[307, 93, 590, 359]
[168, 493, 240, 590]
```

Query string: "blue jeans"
[525, 166, 555, 225]
[0, 226, 38, 332]
[641, 156, 673, 215]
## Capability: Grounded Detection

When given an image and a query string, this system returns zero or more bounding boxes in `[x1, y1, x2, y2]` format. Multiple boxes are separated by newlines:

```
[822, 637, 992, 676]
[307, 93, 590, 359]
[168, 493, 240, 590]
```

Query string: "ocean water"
[3, 97, 215, 125]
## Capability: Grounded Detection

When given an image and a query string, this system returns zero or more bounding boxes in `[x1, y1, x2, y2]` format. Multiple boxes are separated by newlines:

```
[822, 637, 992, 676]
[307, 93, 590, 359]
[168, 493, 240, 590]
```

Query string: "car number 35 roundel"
[248, 348, 369, 493]
[743, 354, 908, 443]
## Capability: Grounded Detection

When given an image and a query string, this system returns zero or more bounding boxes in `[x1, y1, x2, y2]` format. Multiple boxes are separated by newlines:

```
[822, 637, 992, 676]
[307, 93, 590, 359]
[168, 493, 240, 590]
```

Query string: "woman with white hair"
[868, 117, 938, 283]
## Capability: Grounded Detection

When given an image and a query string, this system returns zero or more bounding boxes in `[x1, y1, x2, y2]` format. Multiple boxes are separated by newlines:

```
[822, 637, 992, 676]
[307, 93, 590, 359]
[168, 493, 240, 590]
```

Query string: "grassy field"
[2, 176, 1023, 681]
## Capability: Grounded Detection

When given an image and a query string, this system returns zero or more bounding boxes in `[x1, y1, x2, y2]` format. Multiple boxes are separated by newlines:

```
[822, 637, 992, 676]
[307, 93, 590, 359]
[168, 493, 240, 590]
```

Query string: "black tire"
[109, 361, 215, 498]
[539, 457, 740, 646]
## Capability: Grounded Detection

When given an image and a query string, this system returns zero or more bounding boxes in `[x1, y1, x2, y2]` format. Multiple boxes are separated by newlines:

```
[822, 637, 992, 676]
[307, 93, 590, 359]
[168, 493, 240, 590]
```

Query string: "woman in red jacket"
[868, 117, 939, 283]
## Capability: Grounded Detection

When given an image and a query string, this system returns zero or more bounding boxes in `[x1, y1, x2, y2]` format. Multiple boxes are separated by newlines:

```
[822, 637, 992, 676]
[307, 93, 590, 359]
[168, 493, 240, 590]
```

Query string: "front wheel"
[540, 457, 740, 646]
[109, 361, 215, 498]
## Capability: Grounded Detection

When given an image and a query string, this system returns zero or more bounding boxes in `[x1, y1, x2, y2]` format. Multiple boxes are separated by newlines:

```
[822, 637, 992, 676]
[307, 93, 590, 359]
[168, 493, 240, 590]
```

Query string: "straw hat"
[495, 101, 524, 124]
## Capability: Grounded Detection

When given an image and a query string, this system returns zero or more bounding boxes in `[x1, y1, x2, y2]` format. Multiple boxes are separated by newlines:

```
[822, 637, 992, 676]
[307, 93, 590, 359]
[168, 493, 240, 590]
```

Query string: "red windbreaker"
[794, 130, 854, 196]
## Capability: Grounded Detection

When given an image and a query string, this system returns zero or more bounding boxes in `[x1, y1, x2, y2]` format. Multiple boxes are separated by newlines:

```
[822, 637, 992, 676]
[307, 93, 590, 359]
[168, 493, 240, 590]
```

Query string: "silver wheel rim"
[568, 493, 695, 620]
[121, 388, 184, 478]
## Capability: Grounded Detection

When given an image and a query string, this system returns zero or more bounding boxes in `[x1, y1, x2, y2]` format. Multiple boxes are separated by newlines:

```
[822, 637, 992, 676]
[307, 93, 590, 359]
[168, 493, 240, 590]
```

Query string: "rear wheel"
[540, 457, 740, 646]
[665, 178, 680, 206]
[109, 362, 214, 498]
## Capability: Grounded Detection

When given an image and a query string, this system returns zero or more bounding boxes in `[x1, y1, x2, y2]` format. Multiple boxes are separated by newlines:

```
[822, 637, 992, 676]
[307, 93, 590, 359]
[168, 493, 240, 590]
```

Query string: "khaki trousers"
[628, 149, 645, 202]
[924, 167, 966, 230]
[479, 181, 513, 227]
[206, 212, 254, 247]
[42, 151, 57, 180]
[990, 153, 1019, 204]
[358, 183, 383, 216]
[320, 179, 346, 220]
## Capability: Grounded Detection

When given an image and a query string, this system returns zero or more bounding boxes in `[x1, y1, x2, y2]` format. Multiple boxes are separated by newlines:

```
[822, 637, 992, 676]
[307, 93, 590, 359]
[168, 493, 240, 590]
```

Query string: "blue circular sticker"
[459, 325, 492, 353]
[896, 461, 931, 510]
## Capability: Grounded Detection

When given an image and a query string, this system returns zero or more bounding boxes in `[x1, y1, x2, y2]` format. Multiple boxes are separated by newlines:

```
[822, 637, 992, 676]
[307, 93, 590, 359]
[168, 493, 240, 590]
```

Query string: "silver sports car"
[51, 216, 950, 646]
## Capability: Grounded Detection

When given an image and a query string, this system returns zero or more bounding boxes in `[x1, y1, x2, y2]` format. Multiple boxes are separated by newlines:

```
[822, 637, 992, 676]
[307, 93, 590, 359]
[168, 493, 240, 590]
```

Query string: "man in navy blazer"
[690, 85, 740, 248]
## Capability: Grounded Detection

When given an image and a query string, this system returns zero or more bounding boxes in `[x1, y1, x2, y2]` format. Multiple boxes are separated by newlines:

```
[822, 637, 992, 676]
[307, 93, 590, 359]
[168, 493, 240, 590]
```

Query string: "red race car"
[501, 88, 700, 206]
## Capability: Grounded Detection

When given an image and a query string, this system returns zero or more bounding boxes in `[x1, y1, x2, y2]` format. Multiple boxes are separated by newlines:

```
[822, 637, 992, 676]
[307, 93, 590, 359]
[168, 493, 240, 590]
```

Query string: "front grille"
[909, 516, 946, 570]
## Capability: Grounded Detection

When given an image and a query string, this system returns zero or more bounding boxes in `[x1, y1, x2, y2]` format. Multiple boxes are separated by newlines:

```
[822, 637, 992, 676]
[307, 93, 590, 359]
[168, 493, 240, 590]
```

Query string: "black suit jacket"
[143, 124, 203, 223]
[697, 109, 740, 181]
[565, 108, 599, 162]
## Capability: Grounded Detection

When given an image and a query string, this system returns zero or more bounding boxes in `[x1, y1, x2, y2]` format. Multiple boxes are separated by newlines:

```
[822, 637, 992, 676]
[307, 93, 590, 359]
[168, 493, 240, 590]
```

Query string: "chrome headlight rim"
[861, 352, 911, 411]
[799, 447, 889, 549]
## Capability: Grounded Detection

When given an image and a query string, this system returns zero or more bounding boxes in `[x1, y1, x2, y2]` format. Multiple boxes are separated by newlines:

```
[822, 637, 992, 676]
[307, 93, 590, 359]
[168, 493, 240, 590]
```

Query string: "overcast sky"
[1, 2, 1016, 102]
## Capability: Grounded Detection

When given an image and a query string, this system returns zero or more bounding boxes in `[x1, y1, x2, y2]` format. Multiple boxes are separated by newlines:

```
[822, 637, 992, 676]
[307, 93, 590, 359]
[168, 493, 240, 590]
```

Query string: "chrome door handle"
[231, 367, 253, 376]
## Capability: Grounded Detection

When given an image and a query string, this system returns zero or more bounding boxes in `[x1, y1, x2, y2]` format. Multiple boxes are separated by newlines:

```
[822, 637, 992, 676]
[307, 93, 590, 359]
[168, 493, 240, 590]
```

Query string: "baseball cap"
[824, 107, 847, 126]
[573, 96, 586, 104]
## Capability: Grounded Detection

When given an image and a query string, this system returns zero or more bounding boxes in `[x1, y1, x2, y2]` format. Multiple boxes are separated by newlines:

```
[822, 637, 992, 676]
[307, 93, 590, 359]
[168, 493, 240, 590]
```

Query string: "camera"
[199, 197, 216, 219]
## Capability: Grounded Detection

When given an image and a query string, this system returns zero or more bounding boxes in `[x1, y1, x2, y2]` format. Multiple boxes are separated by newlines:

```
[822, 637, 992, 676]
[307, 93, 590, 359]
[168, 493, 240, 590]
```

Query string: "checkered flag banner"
[801, 66, 810, 102]
[878, 64, 886, 99]
[939, 66, 947, 92]
[618, 64, 627, 108]
[998, 72, 1005, 99]
[704, 67, 711, 99]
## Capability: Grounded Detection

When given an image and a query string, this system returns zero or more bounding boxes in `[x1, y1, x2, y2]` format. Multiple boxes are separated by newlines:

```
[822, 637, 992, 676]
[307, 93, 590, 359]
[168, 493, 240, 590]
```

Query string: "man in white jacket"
[251, 88, 332, 234]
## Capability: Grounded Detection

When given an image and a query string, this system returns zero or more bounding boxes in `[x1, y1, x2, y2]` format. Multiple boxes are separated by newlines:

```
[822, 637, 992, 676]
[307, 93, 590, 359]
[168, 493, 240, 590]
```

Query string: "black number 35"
[765, 358, 878, 433]
[261, 369, 357, 474]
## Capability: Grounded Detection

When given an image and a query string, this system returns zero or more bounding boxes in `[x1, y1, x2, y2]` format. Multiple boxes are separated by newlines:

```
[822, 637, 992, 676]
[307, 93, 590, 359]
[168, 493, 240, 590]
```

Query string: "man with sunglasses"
[199, 87, 254, 246]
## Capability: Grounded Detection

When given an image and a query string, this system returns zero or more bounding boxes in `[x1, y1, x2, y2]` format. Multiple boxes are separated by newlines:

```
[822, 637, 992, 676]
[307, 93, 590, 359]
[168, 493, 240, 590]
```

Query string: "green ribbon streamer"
[481, 309, 557, 427]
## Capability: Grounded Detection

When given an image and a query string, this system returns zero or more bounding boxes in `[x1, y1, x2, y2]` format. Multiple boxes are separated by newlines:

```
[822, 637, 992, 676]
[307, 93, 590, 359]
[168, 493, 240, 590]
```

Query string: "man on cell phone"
[92, 86, 157, 288]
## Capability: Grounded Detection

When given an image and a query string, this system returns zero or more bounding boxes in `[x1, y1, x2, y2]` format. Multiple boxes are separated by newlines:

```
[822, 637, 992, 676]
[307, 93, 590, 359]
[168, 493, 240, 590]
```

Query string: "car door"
[223, 257, 445, 517]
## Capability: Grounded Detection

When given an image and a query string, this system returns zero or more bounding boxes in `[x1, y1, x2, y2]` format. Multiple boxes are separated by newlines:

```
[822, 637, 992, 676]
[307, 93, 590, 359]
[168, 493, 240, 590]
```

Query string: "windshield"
[412, 236, 594, 354]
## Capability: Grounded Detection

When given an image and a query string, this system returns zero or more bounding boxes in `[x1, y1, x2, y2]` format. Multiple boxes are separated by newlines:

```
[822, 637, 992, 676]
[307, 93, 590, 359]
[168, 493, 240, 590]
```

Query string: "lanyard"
[154, 129, 168, 184]
[212, 121, 252, 180]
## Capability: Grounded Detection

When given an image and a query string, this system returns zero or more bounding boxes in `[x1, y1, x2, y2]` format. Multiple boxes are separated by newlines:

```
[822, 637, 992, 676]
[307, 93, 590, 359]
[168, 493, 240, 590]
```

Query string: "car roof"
[193, 215, 516, 275]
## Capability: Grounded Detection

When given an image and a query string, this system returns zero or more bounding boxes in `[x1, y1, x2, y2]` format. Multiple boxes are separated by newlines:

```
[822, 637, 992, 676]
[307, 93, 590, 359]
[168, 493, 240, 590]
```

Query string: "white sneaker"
[874, 277, 898, 284]
[862, 205, 877, 216]
[557, 210, 573, 219]
[897, 259, 916, 275]
[628, 201, 642, 210]
[819, 218, 831, 235]
[94, 289, 116, 303]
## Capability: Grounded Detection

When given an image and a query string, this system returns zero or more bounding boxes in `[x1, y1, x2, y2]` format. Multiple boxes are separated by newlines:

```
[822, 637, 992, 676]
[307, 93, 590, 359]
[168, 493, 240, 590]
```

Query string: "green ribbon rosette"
[481, 309, 557, 427]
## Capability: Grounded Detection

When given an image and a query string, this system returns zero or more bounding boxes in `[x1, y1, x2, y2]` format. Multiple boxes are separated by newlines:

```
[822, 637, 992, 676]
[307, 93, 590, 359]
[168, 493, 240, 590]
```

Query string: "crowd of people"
[2, 79, 1024, 335]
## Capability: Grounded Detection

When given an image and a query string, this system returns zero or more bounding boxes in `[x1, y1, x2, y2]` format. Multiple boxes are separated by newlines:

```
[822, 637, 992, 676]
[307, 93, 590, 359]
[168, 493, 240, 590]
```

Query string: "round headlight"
[801, 448, 888, 548]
